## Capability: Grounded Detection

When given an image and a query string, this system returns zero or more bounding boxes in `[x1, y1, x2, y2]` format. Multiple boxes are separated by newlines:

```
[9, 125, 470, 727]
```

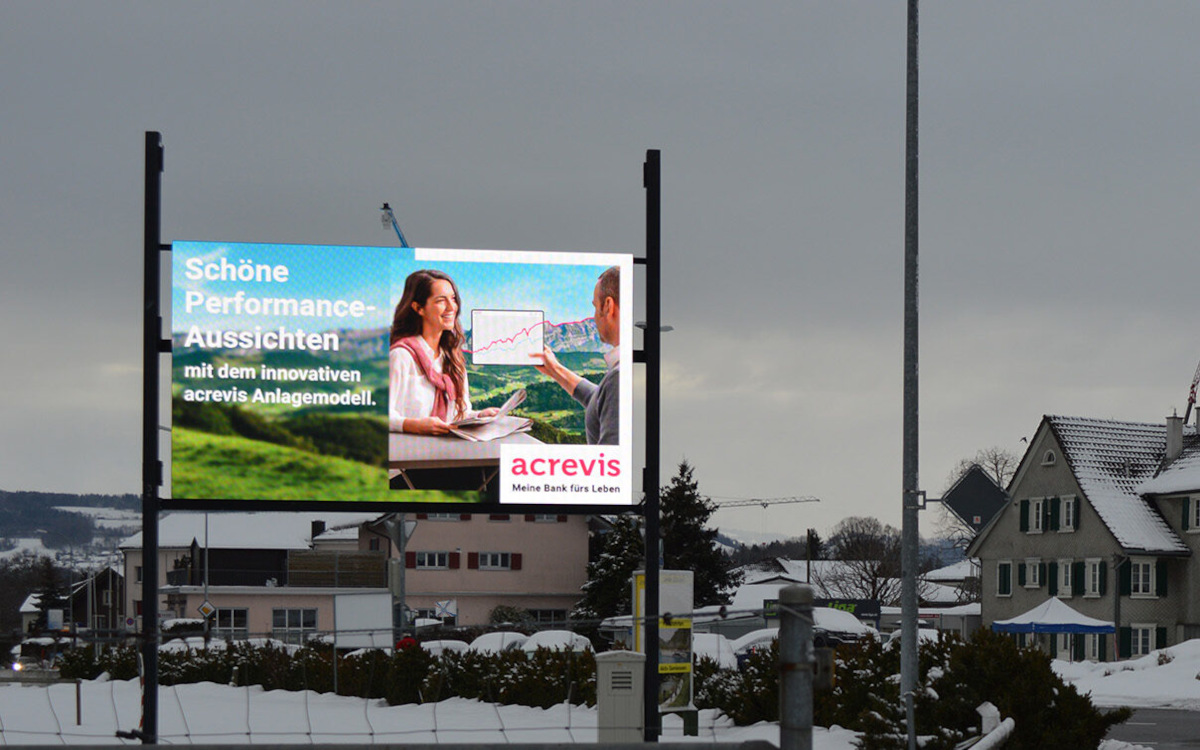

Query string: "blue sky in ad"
[389, 253, 608, 331]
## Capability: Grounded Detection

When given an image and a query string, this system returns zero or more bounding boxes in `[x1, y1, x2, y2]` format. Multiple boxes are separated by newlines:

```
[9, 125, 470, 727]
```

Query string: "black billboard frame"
[141, 133, 664, 742]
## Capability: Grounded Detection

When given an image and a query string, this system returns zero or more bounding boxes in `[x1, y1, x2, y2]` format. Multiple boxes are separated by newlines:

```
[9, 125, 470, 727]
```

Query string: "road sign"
[197, 600, 215, 618]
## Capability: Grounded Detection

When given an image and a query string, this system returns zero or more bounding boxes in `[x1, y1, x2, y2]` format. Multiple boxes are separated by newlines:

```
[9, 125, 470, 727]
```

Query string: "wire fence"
[1, 607, 801, 745]
[0, 676, 752, 745]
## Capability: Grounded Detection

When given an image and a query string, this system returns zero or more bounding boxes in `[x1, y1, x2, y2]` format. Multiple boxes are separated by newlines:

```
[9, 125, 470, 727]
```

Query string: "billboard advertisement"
[169, 241, 633, 510]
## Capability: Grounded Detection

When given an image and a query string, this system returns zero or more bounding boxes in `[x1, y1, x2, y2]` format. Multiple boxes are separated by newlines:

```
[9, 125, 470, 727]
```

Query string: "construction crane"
[380, 202, 411, 248]
[1186, 358, 1200, 424]
[709, 496, 820, 509]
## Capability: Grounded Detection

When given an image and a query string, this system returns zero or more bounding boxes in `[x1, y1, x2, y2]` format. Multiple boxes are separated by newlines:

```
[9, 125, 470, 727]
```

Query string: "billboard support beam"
[140, 131, 164, 744]
[642, 149, 662, 743]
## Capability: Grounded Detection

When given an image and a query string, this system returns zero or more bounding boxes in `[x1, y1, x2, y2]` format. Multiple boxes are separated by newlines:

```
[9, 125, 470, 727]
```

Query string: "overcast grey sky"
[5, 2, 1200, 540]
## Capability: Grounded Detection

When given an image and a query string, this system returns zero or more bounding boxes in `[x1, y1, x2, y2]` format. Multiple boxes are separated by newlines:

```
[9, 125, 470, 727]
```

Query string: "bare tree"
[816, 516, 904, 604]
[944, 446, 1020, 493]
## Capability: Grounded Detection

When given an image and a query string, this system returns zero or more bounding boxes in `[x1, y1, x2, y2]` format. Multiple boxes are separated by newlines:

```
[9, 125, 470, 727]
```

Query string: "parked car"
[520, 630, 592, 654]
[468, 631, 528, 654]
[420, 639, 470, 656]
[692, 632, 737, 669]
[731, 608, 878, 669]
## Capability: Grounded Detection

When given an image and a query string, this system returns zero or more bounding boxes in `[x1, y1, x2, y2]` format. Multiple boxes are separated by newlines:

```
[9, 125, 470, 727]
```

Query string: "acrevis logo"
[509, 454, 621, 478]
[501, 444, 632, 505]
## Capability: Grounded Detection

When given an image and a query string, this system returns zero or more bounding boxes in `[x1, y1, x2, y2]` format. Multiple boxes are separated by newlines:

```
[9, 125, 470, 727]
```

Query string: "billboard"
[169, 241, 633, 510]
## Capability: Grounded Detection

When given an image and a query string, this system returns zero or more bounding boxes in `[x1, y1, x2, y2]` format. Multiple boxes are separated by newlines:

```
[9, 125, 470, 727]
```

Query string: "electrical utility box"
[596, 650, 645, 742]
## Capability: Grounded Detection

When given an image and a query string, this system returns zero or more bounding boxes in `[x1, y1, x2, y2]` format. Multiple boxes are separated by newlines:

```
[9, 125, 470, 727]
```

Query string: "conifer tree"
[660, 460, 742, 607]
[572, 514, 645, 623]
[33, 556, 69, 633]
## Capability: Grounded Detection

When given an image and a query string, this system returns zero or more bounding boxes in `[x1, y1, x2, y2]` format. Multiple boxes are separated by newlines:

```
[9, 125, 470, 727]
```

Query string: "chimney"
[311, 520, 326, 540]
[1166, 413, 1184, 462]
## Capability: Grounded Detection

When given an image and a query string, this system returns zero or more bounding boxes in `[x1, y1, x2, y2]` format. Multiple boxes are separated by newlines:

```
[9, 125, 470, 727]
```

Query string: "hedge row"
[59, 641, 595, 709]
[60, 628, 1130, 750]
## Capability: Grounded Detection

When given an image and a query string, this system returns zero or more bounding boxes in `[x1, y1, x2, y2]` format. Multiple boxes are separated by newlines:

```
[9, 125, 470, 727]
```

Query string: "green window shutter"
[1019, 500, 1029, 532]
[1018, 563, 1027, 587]
[1119, 627, 1131, 659]
[1048, 563, 1058, 595]
[1119, 561, 1132, 596]
[1098, 633, 1108, 662]
[1074, 498, 1081, 530]
[1156, 627, 1167, 650]
[1099, 561, 1108, 596]
[1184, 498, 1191, 531]
[1073, 633, 1086, 661]
[1072, 562, 1085, 595]
[1050, 497, 1061, 530]
[999, 564, 1011, 595]
[1156, 560, 1168, 596]
[1039, 562, 1047, 588]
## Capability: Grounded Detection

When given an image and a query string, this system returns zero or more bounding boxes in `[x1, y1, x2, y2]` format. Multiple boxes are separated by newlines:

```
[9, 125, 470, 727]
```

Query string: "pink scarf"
[392, 336, 456, 420]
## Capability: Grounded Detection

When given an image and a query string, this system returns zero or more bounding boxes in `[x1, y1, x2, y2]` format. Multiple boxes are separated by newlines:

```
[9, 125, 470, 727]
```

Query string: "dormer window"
[1041, 450, 1057, 466]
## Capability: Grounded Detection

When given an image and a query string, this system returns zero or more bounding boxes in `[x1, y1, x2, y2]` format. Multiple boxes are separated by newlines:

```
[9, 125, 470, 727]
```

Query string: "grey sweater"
[572, 365, 619, 445]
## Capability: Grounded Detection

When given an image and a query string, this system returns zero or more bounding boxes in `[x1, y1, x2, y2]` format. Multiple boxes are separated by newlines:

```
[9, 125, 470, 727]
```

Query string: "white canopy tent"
[991, 597, 1114, 634]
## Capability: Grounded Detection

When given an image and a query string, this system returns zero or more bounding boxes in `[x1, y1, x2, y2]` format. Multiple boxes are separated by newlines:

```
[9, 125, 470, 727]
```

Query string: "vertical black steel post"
[141, 131, 163, 744]
[900, 3, 920, 750]
[642, 149, 662, 743]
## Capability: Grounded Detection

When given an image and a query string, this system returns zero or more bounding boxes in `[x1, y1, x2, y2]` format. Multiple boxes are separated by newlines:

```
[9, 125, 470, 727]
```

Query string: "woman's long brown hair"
[390, 269, 467, 417]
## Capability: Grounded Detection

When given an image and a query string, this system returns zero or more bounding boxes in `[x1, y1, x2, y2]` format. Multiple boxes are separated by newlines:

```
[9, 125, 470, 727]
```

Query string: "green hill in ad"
[171, 427, 469, 504]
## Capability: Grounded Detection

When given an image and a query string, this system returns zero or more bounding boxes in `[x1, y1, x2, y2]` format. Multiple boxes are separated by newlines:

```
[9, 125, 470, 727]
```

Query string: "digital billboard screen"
[169, 242, 634, 510]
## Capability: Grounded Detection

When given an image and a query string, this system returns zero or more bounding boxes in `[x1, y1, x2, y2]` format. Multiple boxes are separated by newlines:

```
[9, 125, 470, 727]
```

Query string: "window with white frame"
[1191, 498, 1200, 532]
[1130, 559, 1154, 597]
[1061, 496, 1076, 531]
[478, 552, 511, 570]
[997, 561, 1012, 597]
[1087, 633, 1102, 660]
[1032, 498, 1045, 533]
[529, 609, 568, 625]
[1058, 559, 1073, 597]
[214, 607, 249, 640]
[416, 551, 450, 569]
[1025, 558, 1042, 588]
[1130, 623, 1155, 657]
[1086, 558, 1103, 597]
[135, 566, 143, 583]
[272, 608, 317, 644]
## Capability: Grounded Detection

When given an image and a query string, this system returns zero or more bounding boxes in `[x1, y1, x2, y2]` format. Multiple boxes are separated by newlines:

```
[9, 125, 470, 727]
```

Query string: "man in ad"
[532, 266, 620, 445]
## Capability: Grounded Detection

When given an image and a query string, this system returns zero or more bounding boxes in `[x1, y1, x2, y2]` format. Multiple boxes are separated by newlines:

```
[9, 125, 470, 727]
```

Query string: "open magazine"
[449, 389, 532, 442]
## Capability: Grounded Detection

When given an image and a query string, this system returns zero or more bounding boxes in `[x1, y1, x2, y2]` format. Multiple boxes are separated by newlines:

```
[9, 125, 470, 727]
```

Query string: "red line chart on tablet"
[468, 310, 546, 365]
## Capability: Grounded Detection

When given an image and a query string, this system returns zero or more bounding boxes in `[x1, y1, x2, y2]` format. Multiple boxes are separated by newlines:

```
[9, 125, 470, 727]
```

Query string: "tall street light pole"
[900, 2, 921, 750]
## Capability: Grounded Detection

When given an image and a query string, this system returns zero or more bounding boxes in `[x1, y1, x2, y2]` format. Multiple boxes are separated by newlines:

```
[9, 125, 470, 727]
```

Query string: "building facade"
[969, 414, 1199, 660]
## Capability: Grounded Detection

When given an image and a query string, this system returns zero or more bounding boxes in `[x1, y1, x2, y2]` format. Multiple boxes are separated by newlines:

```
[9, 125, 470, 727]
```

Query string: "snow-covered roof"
[923, 559, 979, 583]
[1048, 416, 1188, 554]
[1139, 432, 1200, 496]
[119, 512, 376, 551]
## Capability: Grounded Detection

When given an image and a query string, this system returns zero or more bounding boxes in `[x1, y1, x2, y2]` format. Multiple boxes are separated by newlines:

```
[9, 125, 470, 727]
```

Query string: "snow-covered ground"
[0, 536, 54, 560]
[1055, 638, 1200, 711]
[3, 641, 1198, 747]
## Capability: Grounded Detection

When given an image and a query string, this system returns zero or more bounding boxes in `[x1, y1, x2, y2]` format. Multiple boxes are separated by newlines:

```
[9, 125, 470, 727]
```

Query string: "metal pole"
[779, 584, 813, 750]
[642, 149, 662, 743]
[900, 3, 920, 749]
[141, 130, 164, 745]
